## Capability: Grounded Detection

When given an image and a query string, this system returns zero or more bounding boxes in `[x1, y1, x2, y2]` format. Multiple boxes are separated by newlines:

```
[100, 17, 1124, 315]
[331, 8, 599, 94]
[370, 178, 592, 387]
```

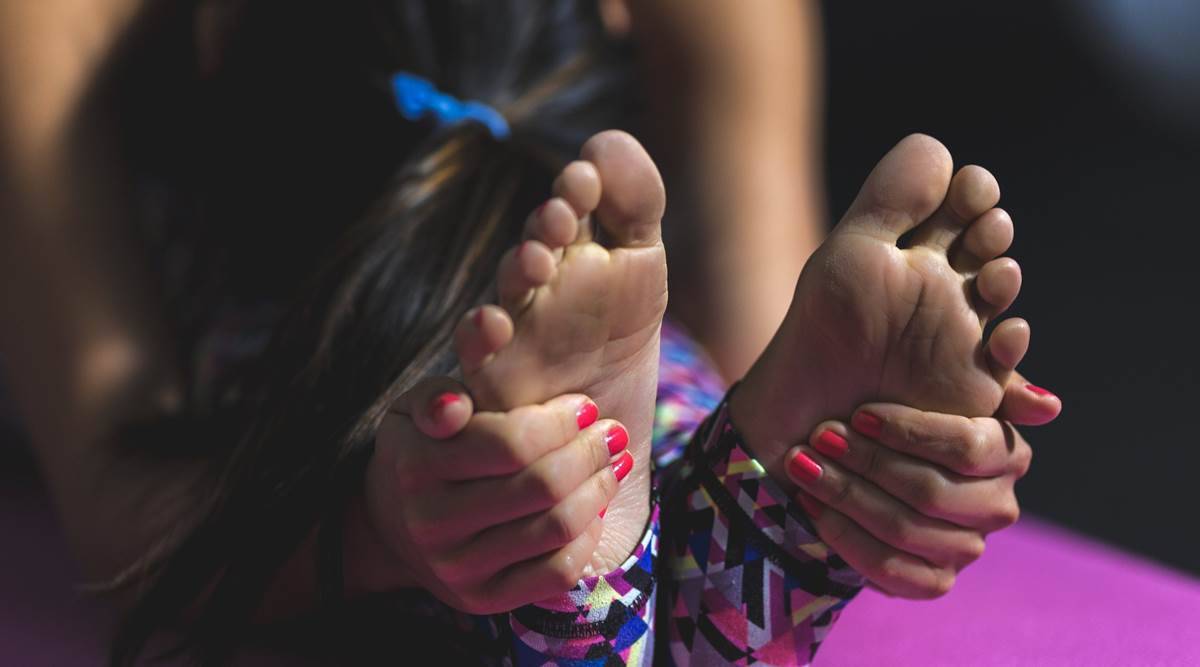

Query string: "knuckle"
[1013, 442, 1034, 476]
[905, 472, 946, 515]
[528, 467, 571, 505]
[991, 499, 1021, 529]
[544, 508, 583, 547]
[861, 443, 884, 480]
[928, 572, 956, 599]
[954, 429, 990, 474]
[962, 535, 986, 564]
[828, 472, 854, 508]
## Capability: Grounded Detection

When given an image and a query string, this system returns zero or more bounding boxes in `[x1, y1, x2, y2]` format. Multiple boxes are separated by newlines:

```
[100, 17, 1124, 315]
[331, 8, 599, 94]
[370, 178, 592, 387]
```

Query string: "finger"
[996, 369, 1062, 426]
[797, 494, 960, 599]
[809, 421, 1021, 531]
[438, 419, 629, 532]
[387, 376, 474, 440]
[849, 404, 1014, 476]
[430, 394, 599, 480]
[786, 447, 985, 567]
[442, 453, 621, 580]
[480, 517, 604, 612]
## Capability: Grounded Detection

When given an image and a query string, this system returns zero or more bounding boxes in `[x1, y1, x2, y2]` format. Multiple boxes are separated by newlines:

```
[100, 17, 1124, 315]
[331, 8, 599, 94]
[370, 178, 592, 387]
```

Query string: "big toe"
[580, 130, 665, 248]
[841, 133, 954, 241]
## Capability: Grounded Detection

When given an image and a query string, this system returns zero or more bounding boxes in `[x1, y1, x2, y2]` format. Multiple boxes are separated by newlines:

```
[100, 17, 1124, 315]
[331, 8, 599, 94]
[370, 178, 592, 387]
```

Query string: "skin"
[1, 0, 1062, 621]
[615, 0, 828, 380]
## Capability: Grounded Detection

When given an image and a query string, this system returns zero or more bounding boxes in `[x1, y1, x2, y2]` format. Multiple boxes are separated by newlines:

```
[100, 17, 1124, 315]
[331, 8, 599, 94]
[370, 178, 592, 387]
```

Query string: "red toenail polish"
[612, 450, 634, 482]
[797, 492, 825, 520]
[852, 412, 884, 439]
[1026, 384, 1056, 399]
[814, 430, 849, 459]
[576, 401, 598, 429]
[599, 506, 607, 518]
[787, 452, 823, 484]
[604, 424, 629, 455]
[430, 392, 460, 419]
[474, 308, 486, 329]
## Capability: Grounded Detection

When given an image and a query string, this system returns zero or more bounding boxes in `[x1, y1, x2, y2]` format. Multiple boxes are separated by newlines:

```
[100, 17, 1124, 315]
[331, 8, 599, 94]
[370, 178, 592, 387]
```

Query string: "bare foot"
[732, 134, 1029, 485]
[454, 130, 667, 573]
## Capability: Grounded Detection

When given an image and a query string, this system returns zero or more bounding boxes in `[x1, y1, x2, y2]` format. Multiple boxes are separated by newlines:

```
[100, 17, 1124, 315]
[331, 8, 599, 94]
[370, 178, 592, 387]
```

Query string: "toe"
[455, 305, 514, 374]
[911, 165, 1001, 253]
[525, 198, 579, 251]
[974, 257, 1022, 323]
[497, 240, 557, 312]
[841, 133, 954, 241]
[984, 317, 1031, 381]
[951, 208, 1014, 272]
[551, 161, 602, 245]
[579, 130, 665, 248]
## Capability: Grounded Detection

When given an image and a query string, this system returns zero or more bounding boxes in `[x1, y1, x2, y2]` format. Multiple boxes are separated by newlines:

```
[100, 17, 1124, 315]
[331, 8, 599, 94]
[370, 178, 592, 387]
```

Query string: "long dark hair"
[109, 1, 633, 662]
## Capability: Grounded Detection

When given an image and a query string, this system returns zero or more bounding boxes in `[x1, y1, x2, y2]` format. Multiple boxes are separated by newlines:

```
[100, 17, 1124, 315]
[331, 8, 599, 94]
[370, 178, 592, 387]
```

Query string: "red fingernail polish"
[814, 430, 849, 459]
[797, 492, 825, 520]
[431, 392, 460, 418]
[612, 450, 634, 482]
[1026, 383, 1056, 399]
[576, 402, 598, 429]
[599, 507, 607, 518]
[604, 425, 629, 455]
[787, 452, 822, 484]
[852, 412, 883, 439]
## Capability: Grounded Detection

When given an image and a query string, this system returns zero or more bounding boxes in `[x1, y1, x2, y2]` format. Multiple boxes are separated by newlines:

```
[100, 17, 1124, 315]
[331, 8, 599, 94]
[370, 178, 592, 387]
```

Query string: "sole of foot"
[732, 133, 1030, 487]
[455, 130, 667, 574]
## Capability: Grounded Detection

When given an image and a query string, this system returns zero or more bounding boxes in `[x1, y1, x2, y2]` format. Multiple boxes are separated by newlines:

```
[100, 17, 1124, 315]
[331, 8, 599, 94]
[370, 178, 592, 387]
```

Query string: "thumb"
[996, 370, 1062, 426]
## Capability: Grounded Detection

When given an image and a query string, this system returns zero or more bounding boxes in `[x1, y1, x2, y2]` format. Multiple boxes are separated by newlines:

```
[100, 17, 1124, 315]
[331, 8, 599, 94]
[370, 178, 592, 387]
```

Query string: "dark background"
[822, 1, 1200, 574]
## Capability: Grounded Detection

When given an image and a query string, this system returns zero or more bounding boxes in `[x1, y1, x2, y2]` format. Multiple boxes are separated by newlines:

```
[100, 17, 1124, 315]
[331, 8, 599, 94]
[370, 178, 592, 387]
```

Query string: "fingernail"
[576, 401, 599, 429]
[599, 506, 607, 518]
[430, 392, 460, 419]
[813, 430, 849, 459]
[1026, 383, 1056, 399]
[797, 492, 825, 520]
[852, 411, 883, 439]
[604, 424, 628, 455]
[787, 451, 822, 484]
[611, 450, 634, 482]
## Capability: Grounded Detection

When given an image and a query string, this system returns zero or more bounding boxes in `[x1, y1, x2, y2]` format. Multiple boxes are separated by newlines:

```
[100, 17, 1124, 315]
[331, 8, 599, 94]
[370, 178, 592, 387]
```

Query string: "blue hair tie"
[390, 72, 511, 140]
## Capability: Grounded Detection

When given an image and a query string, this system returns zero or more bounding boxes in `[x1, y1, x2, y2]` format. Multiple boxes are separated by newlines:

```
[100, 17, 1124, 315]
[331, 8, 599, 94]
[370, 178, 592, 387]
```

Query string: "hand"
[783, 374, 1060, 598]
[359, 377, 630, 614]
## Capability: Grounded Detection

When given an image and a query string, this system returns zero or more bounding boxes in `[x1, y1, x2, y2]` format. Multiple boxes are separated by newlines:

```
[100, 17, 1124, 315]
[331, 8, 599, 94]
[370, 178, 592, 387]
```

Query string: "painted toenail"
[430, 392, 460, 420]
[576, 401, 599, 429]
[851, 411, 884, 439]
[604, 424, 629, 455]
[814, 430, 849, 459]
[787, 452, 823, 484]
[599, 506, 607, 519]
[1026, 384, 1056, 399]
[611, 450, 634, 482]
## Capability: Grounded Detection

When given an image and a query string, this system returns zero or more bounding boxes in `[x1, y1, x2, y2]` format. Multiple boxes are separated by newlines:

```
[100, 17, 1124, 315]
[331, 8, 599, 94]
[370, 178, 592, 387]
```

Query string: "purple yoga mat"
[820, 518, 1200, 666]
[3, 480, 1198, 665]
